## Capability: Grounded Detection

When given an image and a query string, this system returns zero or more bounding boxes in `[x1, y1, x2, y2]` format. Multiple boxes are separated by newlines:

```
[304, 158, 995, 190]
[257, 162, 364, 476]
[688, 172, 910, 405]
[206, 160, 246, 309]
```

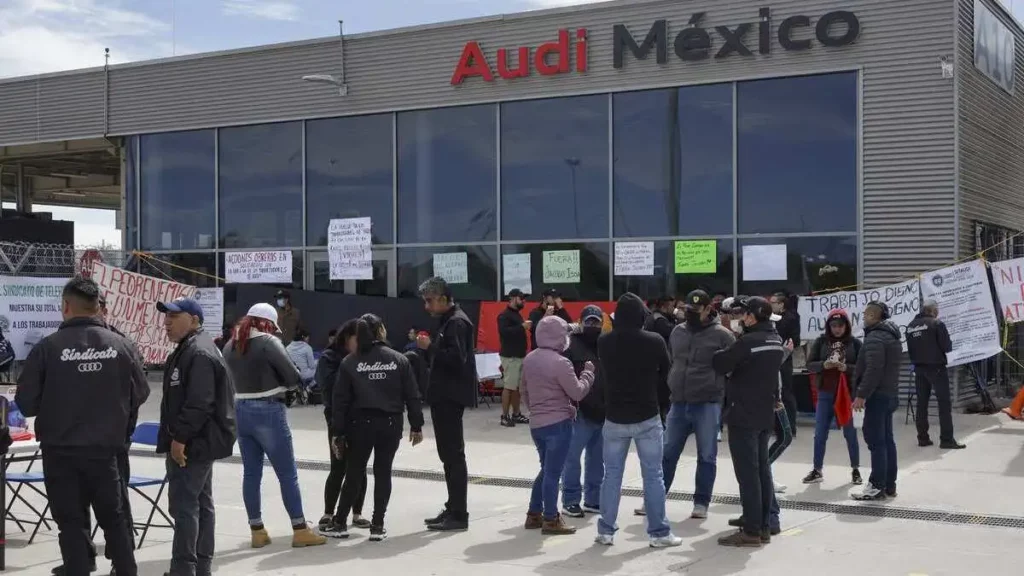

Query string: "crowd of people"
[8, 272, 969, 574]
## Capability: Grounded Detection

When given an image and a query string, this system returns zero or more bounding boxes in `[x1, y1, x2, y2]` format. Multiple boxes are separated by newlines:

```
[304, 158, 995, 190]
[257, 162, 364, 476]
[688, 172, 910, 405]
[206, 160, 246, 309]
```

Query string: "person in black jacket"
[770, 292, 800, 437]
[712, 296, 786, 548]
[595, 293, 681, 548]
[529, 289, 573, 350]
[156, 297, 238, 576]
[907, 300, 963, 449]
[418, 277, 478, 532]
[16, 277, 150, 576]
[560, 305, 607, 518]
[315, 320, 369, 534]
[327, 314, 424, 541]
[852, 301, 903, 501]
[497, 289, 531, 427]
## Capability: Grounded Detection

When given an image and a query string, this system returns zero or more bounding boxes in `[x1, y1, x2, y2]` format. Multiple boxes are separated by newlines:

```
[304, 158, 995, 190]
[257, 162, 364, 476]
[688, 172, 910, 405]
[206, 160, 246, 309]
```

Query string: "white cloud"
[221, 0, 299, 21]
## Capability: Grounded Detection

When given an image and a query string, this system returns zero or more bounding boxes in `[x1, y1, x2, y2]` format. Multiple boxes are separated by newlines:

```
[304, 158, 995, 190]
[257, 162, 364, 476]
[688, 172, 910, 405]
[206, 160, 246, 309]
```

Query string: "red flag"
[834, 373, 853, 427]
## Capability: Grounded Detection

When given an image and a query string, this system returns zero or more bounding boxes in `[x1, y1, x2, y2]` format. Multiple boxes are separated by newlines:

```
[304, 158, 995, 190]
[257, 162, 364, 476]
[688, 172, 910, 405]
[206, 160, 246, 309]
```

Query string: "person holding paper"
[497, 289, 531, 428]
[907, 300, 964, 450]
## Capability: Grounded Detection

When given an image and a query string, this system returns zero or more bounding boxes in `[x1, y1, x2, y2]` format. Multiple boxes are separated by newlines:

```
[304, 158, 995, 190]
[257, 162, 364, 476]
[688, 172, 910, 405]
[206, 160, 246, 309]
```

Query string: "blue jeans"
[662, 402, 720, 507]
[562, 416, 604, 508]
[862, 395, 898, 492]
[236, 399, 305, 525]
[813, 390, 860, 471]
[599, 416, 670, 538]
[529, 420, 574, 520]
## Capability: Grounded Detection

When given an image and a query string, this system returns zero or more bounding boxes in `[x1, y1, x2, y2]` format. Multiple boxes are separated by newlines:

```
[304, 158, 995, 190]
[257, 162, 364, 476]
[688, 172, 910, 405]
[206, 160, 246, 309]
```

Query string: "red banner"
[476, 301, 615, 353]
[91, 262, 197, 364]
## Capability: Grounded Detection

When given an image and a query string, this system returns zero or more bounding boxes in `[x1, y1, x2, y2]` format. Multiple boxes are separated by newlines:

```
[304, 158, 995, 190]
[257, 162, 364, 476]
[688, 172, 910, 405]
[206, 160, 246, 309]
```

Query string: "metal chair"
[116, 422, 174, 549]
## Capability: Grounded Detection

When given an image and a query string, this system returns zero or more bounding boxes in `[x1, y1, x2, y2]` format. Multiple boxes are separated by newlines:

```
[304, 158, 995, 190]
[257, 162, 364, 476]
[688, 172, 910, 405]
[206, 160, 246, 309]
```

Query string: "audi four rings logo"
[367, 372, 387, 381]
[77, 362, 104, 373]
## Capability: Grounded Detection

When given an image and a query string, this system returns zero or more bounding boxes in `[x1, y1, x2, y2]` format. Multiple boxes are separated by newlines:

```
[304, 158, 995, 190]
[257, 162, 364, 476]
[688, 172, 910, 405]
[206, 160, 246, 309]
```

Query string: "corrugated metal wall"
[0, 0, 956, 284]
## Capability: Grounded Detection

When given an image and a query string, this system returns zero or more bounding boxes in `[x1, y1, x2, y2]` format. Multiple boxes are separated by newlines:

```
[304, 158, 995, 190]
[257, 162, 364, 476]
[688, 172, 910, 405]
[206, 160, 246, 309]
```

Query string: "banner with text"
[92, 262, 197, 364]
[797, 279, 920, 350]
[328, 217, 373, 280]
[0, 276, 67, 360]
[225, 251, 293, 284]
[920, 260, 1001, 367]
[989, 257, 1024, 323]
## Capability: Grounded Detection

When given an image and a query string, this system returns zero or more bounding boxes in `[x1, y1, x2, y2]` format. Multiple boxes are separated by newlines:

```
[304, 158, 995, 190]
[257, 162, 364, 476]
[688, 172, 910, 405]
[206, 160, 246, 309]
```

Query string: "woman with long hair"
[326, 313, 424, 542]
[222, 303, 326, 549]
[315, 319, 369, 533]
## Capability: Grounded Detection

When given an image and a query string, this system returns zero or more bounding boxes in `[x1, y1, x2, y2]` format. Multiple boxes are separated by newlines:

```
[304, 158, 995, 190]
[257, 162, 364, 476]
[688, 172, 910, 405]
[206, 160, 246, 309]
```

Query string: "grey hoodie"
[667, 314, 735, 404]
[854, 320, 903, 400]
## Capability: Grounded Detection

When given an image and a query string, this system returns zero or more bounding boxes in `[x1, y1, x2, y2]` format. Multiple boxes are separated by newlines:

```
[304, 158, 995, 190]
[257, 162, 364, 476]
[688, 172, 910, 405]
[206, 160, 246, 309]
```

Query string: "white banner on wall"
[224, 251, 293, 284]
[503, 253, 532, 296]
[433, 253, 468, 284]
[920, 260, 1002, 367]
[988, 257, 1024, 323]
[327, 217, 373, 280]
[614, 242, 654, 276]
[0, 276, 67, 361]
[797, 279, 920, 351]
[195, 287, 225, 337]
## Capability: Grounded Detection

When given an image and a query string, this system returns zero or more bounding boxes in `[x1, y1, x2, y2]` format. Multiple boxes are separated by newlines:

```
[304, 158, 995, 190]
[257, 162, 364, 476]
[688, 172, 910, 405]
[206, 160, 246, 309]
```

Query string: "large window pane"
[397, 106, 496, 243]
[138, 253, 217, 288]
[312, 253, 389, 296]
[500, 243, 610, 302]
[501, 95, 609, 241]
[738, 72, 858, 234]
[613, 240, 733, 301]
[140, 131, 215, 250]
[614, 84, 733, 237]
[738, 236, 857, 296]
[219, 122, 303, 248]
[306, 115, 393, 246]
[398, 245, 497, 301]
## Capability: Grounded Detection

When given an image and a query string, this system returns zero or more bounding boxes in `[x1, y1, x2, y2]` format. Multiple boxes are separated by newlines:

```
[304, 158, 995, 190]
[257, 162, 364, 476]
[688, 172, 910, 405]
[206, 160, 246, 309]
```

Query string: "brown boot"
[718, 530, 762, 548]
[541, 513, 577, 535]
[251, 528, 271, 549]
[292, 524, 328, 548]
[524, 512, 543, 530]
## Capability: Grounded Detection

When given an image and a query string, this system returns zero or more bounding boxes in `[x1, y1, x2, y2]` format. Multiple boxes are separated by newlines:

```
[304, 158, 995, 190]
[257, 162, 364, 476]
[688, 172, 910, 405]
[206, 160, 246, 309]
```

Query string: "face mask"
[581, 325, 602, 340]
[515, 302, 525, 310]
[730, 319, 744, 333]
[276, 299, 286, 308]
[684, 310, 702, 325]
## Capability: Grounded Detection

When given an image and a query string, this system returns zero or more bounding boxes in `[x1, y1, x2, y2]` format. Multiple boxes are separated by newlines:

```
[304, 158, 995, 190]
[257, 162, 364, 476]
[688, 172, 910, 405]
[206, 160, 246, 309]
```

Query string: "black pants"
[42, 449, 137, 576]
[166, 458, 215, 576]
[915, 366, 954, 443]
[83, 450, 134, 560]
[324, 431, 366, 517]
[431, 401, 468, 519]
[335, 414, 402, 526]
[779, 361, 798, 436]
[727, 426, 772, 537]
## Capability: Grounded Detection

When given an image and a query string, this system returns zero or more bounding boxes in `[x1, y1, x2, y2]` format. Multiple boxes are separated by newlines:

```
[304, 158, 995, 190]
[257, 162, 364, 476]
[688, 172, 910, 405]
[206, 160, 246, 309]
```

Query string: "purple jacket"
[522, 316, 594, 429]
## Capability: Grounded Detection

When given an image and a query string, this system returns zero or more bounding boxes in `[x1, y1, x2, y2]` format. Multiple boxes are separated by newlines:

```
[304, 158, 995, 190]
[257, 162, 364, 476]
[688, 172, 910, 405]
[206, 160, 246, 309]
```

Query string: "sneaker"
[802, 469, 823, 484]
[691, 505, 708, 519]
[317, 514, 333, 531]
[369, 526, 388, 542]
[563, 504, 585, 518]
[251, 527, 271, 548]
[424, 509, 449, 525]
[774, 480, 787, 493]
[940, 439, 966, 450]
[728, 516, 744, 528]
[513, 413, 530, 425]
[594, 534, 614, 546]
[649, 534, 683, 548]
[524, 512, 543, 530]
[918, 437, 934, 447]
[541, 513, 577, 535]
[851, 469, 863, 485]
[717, 530, 762, 548]
[851, 484, 885, 501]
[501, 415, 515, 428]
[319, 521, 350, 539]
[427, 516, 469, 532]
[293, 523, 328, 547]
[352, 515, 372, 529]
[581, 502, 600, 514]
[633, 505, 646, 516]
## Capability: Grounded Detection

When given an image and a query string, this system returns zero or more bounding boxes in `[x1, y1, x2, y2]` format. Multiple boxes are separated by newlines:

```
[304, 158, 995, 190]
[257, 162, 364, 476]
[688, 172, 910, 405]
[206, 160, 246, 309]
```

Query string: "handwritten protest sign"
[797, 279, 920, 350]
[91, 262, 197, 364]
[989, 257, 1024, 323]
[224, 251, 293, 284]
[328, 217, 373, 280]
[433, 253, 468, 284]
[543, 250, 580, 283]
[675, 241, 717, 274]
[920, 260, 1001, 367]
[0, 276, 66, 360]
[503, 253, 532, 295]
[195, 287, 224, 337]
[614, 242, 654, 276]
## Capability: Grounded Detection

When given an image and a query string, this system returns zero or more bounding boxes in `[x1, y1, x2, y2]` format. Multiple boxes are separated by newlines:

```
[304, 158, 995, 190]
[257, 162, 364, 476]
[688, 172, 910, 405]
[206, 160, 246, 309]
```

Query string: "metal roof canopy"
[0, 137, 121, 211]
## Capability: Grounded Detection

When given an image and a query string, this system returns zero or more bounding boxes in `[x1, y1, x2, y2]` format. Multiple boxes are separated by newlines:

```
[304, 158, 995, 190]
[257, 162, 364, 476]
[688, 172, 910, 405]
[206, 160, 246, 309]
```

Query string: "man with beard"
[497, 289, 531, 427]
[561, 305, 607, 518]
[529, 289, 572, 350]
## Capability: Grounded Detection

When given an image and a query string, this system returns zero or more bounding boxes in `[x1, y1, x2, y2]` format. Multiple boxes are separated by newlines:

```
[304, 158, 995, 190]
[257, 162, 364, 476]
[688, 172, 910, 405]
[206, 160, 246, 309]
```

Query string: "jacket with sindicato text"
[713, 321, 786, 432]
[332, 342, 424, 437]
[906, 313, 952, 367]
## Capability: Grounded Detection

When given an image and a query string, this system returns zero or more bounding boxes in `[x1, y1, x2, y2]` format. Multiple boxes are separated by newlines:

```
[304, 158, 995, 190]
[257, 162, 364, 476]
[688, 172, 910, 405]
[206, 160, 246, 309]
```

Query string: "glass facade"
[131, 71, 858, 300]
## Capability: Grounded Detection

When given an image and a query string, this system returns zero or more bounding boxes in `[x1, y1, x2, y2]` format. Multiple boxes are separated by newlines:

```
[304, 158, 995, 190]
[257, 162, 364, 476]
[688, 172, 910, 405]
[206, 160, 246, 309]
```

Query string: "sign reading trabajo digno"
[451, 8, 860, 85]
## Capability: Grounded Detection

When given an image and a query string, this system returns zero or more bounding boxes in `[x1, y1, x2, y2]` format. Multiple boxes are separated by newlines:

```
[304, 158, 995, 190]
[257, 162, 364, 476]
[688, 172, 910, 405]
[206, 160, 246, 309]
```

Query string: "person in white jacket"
[286, 327, 317, 390]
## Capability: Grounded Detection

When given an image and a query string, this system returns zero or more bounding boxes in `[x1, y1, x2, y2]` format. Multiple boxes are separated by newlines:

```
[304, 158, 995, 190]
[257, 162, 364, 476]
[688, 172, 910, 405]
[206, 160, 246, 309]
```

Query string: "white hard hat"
[247, 303, 280, 331]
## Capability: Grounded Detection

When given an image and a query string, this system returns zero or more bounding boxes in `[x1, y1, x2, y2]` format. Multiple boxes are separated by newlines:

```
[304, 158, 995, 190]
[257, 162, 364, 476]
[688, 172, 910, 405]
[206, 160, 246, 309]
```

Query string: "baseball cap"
[156, 297, 205, 324]
[685, 290, 711, 309]
[274, 289, 290, 299]
[580, 305, 604, 324]
[246, 303, 280, 331]
[507, 288, 525, 298]
[542, 288, 561, 298]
